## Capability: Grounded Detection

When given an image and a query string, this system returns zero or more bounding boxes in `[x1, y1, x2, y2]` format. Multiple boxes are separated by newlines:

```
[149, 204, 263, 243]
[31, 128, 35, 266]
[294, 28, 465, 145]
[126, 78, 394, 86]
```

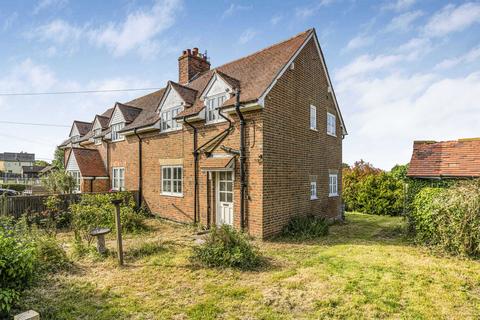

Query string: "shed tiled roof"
[95, 115, 110, 129]
[200, 156, 235, 170]
[116, 103, 143, 123]
[70, 148, 108, 177]
[407, 139, 480, 178]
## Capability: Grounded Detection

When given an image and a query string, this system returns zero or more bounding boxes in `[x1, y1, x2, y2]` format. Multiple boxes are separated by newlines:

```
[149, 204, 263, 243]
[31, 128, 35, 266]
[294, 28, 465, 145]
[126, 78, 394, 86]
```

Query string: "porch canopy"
[200, 156, 235, 172]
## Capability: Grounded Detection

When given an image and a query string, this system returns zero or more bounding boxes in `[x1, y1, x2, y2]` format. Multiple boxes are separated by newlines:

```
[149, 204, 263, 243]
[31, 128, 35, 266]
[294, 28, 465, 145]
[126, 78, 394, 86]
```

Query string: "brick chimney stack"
[178, 47, 210, 85]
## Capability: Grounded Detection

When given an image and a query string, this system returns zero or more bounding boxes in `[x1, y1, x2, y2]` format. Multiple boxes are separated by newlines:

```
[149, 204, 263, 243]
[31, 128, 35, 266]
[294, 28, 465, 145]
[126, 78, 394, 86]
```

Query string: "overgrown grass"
[15, 214, 480, 319]
[281, 215, 329, 240]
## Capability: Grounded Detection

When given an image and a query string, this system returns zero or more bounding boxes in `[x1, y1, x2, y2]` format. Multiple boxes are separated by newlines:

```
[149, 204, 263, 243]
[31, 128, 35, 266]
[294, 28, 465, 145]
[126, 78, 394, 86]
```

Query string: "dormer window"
[205, 94, 226, 124]
[94, 128, 102, 145]
[111, 123, 125, 142]
[160, 106, 182, 132]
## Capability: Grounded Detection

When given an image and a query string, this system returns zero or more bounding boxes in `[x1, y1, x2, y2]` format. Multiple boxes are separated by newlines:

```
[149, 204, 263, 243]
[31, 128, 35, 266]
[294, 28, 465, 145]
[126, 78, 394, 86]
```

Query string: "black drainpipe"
[234, 89, 246, 231]
[133, 128, 143, 206]
[183, 117, 199, 224]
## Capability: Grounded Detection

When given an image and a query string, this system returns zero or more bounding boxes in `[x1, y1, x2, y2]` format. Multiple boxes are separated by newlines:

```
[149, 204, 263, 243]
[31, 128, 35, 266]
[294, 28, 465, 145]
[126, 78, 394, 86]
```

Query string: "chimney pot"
[178, 47, 211, 84]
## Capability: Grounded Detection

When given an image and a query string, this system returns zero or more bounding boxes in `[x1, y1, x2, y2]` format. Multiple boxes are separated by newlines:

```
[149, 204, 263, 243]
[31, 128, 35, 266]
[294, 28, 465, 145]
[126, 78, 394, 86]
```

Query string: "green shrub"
[0, 219, 37, 316]
[0, 184, 26, 192]
[281, 215, 329, 240]
[191, 225, 261, 270]
[35, 236, 71, 273]
[343, 161, 404, 215]
[70, 192, 144, 244]
[409, 181, 480, 257]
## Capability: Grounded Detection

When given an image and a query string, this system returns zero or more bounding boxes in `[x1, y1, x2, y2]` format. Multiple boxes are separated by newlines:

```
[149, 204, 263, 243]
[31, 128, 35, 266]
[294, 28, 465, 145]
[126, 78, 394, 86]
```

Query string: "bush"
[409, 181, 480, 257]
[0, 218, 37, 316]
[35, 236, 71, 273]
[70, 192, 144, 244]
[191, 225, 261, 270]
[0, 184, 26, 192]
[281, 215, 329, 240]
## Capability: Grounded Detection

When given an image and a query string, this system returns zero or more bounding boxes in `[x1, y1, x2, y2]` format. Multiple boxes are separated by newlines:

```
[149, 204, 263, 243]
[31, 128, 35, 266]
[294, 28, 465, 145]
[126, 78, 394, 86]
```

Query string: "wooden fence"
[0, 191, 139, 218]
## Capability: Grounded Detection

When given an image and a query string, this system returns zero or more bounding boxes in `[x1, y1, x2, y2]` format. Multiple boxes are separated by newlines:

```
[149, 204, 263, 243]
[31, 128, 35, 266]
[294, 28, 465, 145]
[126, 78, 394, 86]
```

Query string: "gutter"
[233, 89, 247, 231]
[133, 128, 143, 206]
[183, 116, 199, 224]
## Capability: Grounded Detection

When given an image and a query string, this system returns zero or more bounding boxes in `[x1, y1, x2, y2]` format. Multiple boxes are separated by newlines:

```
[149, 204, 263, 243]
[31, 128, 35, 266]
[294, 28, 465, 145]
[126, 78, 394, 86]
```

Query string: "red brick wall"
[81, 178, 110, 193]
[262, 38, 343, 238]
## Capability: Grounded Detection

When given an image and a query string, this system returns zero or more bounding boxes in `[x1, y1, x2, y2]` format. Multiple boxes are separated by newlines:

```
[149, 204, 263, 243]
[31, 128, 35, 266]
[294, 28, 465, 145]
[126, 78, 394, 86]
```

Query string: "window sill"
[310, 127, 318, 132]
[310, 196, 318, 200]
[161, 193, 184, 198]
[327, 132, 337, 137]
[329, 193, 339, 197]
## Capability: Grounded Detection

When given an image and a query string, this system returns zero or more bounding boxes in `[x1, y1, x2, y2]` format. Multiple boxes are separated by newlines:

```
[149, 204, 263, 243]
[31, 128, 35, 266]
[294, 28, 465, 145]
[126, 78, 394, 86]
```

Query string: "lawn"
[17, 213, 480, 319]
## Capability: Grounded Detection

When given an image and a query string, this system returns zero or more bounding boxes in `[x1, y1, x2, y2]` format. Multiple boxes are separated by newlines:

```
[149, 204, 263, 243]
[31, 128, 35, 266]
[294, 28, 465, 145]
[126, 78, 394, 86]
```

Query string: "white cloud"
[385, 10, 423, 32]
[0, 59, 156, 160]
[344, 34, 375, 51]
[270, 14, 282, 26]
[338, 71, 480, 169]
[295, 0, 336, 19]
[435, 46, 480, 70]
[28, 0, 182, 58]
[424, 2, 480, 37]
[33, 0, 68, 14]
[221, 3, 252, 20]
[238, 28, 257, 44]
[382, 0, 416, 12]
[336, 54, 403, 81]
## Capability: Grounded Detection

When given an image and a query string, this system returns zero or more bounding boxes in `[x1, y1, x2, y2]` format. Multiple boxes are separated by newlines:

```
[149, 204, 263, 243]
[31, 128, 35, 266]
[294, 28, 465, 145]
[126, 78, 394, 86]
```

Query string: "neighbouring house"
[21, 165, 47, 179]
[407, 138, 480, 179]
[59, 29, 347, 238]
[0, 152, 35, 177]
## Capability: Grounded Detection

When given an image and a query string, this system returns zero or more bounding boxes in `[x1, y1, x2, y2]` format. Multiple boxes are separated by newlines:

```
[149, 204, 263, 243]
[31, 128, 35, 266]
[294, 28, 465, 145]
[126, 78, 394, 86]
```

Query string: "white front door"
[216, 171, 234, 226]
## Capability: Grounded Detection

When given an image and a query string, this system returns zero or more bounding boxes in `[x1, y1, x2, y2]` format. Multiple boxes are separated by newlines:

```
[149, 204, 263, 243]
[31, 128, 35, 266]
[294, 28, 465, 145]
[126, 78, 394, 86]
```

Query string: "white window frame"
[329, 173, 338, 197]
[161, 166, 183, 196]
[327, 112, 336, 137]
[160, 106, 182, 132]
[112, 167, 125, 191]
[69, 170, 81, 193]
[94, 128, 102, 145]
[111, 123, 125, 142]
[205, 94, 227, 124]
[310, 105, 317, 131]
[310, 181, 317, 200]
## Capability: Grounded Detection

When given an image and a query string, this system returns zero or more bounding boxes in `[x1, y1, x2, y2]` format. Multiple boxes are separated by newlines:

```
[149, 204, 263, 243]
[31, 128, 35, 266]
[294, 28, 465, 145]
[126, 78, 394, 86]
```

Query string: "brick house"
[407, 138, 480, 179]
[59, 29, 347, 238]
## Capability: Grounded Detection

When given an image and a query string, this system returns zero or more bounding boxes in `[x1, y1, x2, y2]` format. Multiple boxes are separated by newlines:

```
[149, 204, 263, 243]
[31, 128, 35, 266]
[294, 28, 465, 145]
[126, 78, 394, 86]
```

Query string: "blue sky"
[1, 0, 479, 169]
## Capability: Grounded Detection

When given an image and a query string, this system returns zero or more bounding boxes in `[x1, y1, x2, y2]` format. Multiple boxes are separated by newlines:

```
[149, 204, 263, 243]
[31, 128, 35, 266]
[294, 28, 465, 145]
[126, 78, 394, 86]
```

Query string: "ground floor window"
[329, 173, 338, 197]
[69, 170, 81, 193]
[310, 181, 317, 200]
[161, 166, 183, 196]
[112, 167, 125, 191]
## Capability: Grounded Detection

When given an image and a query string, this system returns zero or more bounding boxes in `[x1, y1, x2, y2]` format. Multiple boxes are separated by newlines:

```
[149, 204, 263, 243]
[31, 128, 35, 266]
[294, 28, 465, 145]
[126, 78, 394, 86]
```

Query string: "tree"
[41, 171, 76, 194]
[51, 148, 65, 170]
[390, 164, 409, 182]
[34, 160, 50, 167]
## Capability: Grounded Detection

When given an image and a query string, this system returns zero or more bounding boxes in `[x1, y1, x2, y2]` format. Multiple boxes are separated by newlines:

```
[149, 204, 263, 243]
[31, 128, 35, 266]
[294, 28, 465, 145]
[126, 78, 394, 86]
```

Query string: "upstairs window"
[329, 173, 338, 197]
[310, 105, 317, 130]
[112, 167, 125, 191]
[161, 106, 182, 132]
[327, 112, 336, 136]
[206, 94, 226, 124]
[94, 128, 102, 145]
[111, 123, 125, 142]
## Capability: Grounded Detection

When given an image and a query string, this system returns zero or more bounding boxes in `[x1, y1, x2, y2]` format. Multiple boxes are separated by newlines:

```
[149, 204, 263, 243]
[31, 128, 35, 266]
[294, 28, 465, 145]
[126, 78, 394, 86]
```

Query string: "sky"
[0, 0, 479, 169]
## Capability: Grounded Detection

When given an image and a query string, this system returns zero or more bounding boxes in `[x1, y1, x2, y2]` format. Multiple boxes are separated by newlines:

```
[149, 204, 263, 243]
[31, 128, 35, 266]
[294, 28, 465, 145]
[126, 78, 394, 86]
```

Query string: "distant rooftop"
[0, 152, 35, 162]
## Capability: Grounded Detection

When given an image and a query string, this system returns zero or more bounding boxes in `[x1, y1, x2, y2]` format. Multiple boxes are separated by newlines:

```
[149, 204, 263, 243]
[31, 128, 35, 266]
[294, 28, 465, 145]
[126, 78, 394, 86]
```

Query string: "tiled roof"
[70, 148, 108, 177]
[170, 81, 197, 105]
[177, 29, 313, 118]
[407, 139, 480, 178]
[116, 103, 143, 123]
[74, 121, 92, 135]
[200, 156, 235, 170]
[96, 115, 110, 128]
[63, 28, 321, 136]
[0, 152, 35, 162]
